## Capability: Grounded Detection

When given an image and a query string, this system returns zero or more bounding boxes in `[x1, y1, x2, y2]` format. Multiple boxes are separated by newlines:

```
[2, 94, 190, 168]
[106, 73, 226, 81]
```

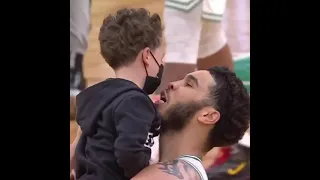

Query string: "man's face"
[157, 70, 216, 132]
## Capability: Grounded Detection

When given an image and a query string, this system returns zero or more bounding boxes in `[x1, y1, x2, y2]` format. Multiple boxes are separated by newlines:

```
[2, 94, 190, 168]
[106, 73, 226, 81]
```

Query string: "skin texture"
[132, 160, 200, 180]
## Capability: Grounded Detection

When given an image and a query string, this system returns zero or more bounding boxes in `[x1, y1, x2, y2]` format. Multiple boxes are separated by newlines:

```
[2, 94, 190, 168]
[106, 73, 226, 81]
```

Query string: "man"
[133, 66, 250, 180]
[70, 0, 91, 119]
[157, 0, 233, 93]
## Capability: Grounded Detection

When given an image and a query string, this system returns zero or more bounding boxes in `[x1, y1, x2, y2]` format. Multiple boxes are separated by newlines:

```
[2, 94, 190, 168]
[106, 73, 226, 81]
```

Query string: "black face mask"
[142, 52, 164, 95]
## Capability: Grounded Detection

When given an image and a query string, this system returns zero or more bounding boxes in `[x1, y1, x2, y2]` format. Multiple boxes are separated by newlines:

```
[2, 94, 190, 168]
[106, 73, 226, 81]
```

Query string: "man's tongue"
[151, 95, 164, 108]
[154, 99, 165, 104]
[150, 95, 161, 103]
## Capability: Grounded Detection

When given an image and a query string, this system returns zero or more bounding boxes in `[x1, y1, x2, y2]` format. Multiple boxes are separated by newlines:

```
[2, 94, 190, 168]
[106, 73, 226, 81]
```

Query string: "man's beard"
[160, 101, 208, 134]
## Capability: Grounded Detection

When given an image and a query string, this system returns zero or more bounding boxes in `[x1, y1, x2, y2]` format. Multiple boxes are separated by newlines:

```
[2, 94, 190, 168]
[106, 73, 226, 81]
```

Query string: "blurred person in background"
[204, 130, 250, 180]
[157, 0, 233, 94]
[70, 0, 91, 119]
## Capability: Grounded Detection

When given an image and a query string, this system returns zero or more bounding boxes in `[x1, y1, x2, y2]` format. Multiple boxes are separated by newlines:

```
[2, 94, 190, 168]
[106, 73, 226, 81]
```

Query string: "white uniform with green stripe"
[178, 155, 208, 180]
[164, 0, 227, 64]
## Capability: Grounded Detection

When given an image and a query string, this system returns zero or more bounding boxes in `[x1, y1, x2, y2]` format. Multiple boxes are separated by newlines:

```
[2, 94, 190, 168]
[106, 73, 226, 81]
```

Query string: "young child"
[74, 8, 164, 180]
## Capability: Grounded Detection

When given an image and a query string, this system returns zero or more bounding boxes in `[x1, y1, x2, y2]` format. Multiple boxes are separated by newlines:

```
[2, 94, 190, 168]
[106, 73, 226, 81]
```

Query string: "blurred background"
[70, 0, 250, 142]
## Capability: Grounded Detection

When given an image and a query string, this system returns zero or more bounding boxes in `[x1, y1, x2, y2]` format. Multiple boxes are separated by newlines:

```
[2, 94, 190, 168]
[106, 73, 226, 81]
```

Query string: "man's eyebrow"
[186, 74, 199, 87]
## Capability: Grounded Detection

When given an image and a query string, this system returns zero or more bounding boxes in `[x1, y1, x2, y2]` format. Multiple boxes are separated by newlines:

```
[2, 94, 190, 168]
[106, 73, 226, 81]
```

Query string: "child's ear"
[142, 47, 151, 65]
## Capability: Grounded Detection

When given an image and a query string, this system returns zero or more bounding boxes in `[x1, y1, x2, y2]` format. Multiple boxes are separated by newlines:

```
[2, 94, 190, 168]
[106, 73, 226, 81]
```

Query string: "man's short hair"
[207, 67, 250, 148]
[99, 8, 163, 70]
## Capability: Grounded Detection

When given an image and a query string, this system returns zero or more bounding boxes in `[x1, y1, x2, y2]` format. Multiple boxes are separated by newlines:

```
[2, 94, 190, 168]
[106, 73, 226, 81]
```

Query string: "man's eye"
[186, 83, 192, 87]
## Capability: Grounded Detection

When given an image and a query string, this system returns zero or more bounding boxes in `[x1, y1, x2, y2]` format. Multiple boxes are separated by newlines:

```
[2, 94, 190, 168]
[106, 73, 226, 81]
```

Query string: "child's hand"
[70, 144, 76, 171]
[70, 169, 76, 180]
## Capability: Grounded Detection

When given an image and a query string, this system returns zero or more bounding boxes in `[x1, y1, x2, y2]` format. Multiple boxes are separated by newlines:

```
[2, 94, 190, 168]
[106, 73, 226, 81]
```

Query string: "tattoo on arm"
[158, 160, 184, 179]
[157, 160, 200, 180]
[182, 161, 194, 178]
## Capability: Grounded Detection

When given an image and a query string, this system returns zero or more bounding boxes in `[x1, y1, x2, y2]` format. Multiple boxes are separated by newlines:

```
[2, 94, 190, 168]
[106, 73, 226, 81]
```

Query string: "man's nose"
[168, 82, 178, 90]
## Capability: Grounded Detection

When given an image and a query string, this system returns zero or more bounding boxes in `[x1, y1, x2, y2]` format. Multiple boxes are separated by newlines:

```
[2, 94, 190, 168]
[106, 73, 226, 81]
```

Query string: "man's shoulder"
[117, 90, 153, 106]
[157, 158, 203, 180]
[133, 157, 206, 180]
[111, 89, 156, 117]
[102, 78, 151, 106]
[177, 155, 208, 180]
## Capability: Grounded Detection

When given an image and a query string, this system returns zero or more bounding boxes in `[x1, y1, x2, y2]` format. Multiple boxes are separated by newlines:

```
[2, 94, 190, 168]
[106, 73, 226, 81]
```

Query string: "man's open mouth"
[160, 90, 168, 103]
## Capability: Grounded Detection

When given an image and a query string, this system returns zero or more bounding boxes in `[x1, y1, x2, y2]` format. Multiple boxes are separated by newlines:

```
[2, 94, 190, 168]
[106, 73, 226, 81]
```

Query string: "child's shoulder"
[120, 90, 153, 104]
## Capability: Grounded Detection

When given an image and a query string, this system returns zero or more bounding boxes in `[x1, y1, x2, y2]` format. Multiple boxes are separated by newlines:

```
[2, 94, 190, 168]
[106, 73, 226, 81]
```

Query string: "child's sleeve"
[113, 93, 156, 178]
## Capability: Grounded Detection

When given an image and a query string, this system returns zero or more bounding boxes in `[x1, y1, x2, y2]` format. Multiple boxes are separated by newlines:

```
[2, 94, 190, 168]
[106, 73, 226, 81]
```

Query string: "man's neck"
[114, 66, 145, 89]
[159, 129, 206, 162]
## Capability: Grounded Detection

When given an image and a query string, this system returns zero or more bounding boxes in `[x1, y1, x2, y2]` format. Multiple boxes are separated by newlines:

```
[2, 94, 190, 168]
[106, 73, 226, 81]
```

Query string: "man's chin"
[154, 100, 169, 114]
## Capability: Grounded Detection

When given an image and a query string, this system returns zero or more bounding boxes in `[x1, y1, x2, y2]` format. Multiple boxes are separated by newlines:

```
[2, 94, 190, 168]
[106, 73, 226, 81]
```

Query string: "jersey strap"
[178, 155, 208, 180]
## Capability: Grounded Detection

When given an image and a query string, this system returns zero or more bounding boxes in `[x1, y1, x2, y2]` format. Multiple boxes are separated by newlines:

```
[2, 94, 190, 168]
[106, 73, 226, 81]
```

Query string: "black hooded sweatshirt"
[75, 78, 161, 180]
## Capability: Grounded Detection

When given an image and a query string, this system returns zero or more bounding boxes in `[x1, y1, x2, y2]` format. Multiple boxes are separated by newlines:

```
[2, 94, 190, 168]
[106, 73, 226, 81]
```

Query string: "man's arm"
[114, 93, 156, 178]
[132, 160, 201, 180]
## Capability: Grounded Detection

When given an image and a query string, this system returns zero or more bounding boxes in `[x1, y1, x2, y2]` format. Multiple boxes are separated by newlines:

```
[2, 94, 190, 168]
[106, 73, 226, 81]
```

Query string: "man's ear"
[142, 47, 150, 65]
[197, 107, 220, 125]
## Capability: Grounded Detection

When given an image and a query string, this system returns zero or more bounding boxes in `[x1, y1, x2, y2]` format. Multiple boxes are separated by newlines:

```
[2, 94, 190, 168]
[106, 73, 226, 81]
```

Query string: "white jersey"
[178, 155, 208, 180]
[238, 132, 250, 148]
[70, 0, 91, 54]
[164, 0, 228, 63]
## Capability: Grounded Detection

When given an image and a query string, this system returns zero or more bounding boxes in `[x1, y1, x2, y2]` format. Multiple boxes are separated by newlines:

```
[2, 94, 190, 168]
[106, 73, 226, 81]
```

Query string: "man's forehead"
[187, 70, 215, 87]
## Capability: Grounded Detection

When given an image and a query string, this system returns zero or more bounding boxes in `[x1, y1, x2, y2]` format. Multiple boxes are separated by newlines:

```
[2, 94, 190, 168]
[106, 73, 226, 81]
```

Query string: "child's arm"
[113, 93, 156, 178]
[70, 126, 82, 171]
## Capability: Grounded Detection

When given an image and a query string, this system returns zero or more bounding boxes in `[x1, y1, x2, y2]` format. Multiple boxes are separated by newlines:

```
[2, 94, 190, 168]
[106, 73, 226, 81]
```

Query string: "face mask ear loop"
[142, 53, 148, 76]
[150, 51, 160, 66]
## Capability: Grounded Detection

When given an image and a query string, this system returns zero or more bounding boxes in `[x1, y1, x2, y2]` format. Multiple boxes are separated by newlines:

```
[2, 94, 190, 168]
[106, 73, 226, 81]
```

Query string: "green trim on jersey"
[165, 0, 202, 12]
[234, 55, 250, 93]
[201, 11, 223, 21]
